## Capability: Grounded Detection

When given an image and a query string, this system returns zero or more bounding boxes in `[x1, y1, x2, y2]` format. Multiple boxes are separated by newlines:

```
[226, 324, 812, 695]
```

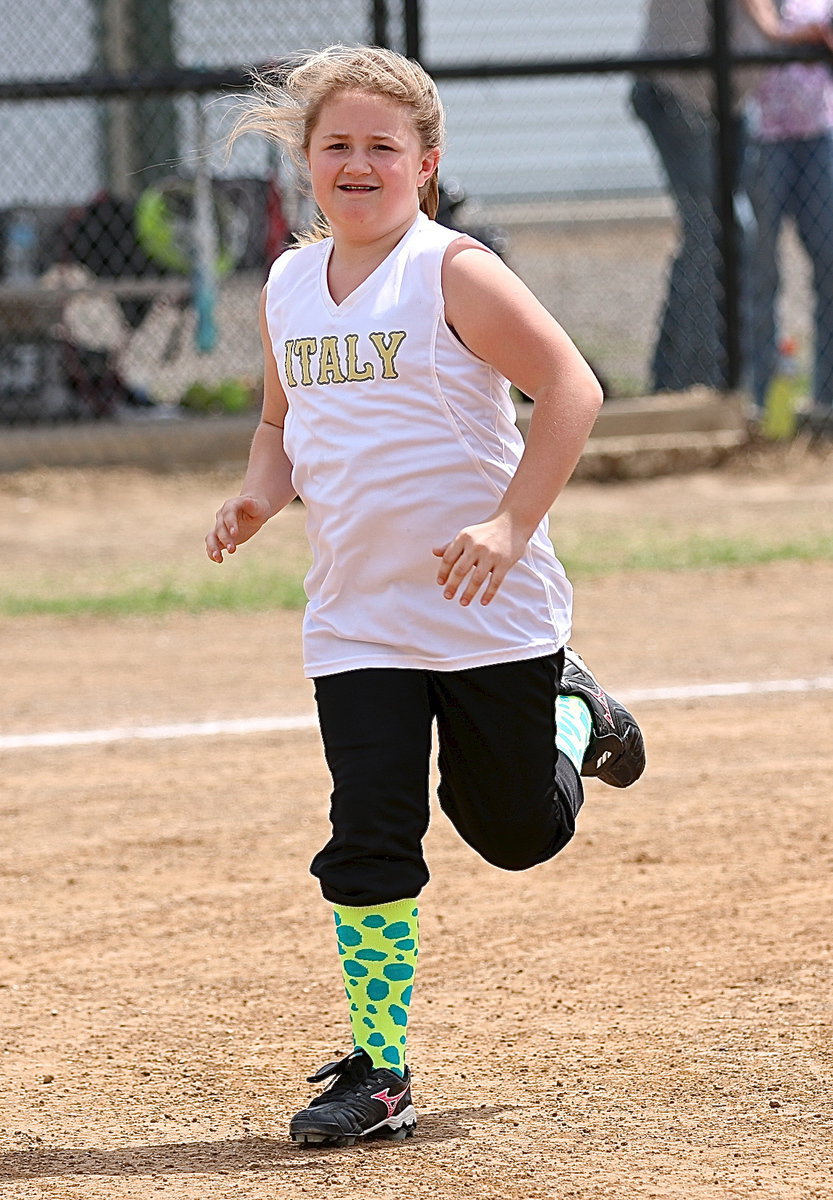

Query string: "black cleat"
[559, 648, 646, 788]
[289, 1048, 417, 1147]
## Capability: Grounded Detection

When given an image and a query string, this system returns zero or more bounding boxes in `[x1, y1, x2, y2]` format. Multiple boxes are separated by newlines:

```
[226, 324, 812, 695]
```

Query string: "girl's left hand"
[433, 513, 529, 607]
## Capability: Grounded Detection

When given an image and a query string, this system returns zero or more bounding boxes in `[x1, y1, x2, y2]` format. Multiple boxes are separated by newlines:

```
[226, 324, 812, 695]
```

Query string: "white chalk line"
[0, 714, 318, 752]
[623, 675, 833, 702]
[2, 676, 832, 753]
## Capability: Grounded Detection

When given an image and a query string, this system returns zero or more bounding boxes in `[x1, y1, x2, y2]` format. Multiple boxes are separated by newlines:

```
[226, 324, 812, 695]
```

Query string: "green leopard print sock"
[556, 694, 593, 773]
[333, 898, 419, 1077]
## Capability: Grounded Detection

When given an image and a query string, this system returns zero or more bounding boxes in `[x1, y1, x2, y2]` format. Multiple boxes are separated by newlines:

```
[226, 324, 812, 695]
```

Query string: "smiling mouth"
[338, 184, 378, 192]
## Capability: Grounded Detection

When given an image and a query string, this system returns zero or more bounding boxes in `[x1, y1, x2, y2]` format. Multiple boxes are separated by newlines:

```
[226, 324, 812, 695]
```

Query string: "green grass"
[560, 530, 833, 577]
[0, 567, 307, 618]
[2, 530, 831, 619]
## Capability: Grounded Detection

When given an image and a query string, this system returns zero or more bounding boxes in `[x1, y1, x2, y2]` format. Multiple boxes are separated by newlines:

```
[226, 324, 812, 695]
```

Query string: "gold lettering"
[369, 331, 406, 379]
[317, 335, 347, 384]
[344, 333, 374, 382]
[294, 338, 317, 386]
[283, 340, 297, 388]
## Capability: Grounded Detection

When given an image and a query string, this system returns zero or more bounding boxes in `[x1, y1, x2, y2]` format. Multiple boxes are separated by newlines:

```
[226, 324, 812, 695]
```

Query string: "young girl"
[206, 44, 645, 1147]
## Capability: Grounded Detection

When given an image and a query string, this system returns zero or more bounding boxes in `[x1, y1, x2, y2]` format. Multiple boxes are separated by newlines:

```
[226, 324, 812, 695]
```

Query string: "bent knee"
[469, 815, 576, 873]
[476, 830, 573, 872]
[480, 846, 548, 872]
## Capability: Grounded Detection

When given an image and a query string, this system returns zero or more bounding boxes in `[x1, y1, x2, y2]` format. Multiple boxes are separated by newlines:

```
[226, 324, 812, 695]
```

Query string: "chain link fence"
[1, 0, 831, 441]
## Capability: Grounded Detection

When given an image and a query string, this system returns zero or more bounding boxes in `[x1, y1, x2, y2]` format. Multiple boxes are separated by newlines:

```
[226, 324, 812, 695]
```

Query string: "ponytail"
[419, 170, 439, 220]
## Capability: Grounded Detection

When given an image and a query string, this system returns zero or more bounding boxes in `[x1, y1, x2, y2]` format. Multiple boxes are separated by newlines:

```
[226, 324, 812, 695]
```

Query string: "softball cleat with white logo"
[289, 1048, 417, 1146]
[559, 648, 646, 788]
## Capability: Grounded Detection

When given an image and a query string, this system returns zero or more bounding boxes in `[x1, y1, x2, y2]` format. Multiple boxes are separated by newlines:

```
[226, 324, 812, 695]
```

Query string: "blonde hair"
[229, 44, 445, 239]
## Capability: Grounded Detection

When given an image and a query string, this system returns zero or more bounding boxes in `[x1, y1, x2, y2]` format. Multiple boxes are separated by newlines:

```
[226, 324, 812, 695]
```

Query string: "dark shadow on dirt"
[0, 1105, 517, 1178]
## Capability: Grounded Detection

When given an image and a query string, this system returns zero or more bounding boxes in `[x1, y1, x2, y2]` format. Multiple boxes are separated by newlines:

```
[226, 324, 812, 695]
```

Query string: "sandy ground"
[1, 453, 832, 1199]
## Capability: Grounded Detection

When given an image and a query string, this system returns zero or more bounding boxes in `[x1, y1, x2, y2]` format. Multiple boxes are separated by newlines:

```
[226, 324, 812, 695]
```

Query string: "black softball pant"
[310, 652, 584, 907]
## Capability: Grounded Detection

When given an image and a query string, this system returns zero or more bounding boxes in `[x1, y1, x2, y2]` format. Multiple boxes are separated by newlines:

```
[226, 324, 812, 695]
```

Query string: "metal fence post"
[371, 0, 390, 48]
[711, 0, 742, 391]
[404, 0, 422, 62]
[94, 0, 178, 197]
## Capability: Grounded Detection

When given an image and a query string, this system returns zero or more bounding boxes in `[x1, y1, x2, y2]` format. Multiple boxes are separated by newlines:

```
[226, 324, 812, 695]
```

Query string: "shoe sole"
[291, 1107, 417, 1148]
[560, 650, 646, 788]
[588, 713, 646, 788]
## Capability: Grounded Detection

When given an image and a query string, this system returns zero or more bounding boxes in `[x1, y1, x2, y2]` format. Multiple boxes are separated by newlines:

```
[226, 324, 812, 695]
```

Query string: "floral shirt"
[754, 0, 833, 140]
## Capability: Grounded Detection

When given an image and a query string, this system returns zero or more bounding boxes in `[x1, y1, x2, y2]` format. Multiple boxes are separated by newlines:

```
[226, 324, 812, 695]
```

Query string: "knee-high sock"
[555, 694, 593, 773]
[333, 898, 419, 1077]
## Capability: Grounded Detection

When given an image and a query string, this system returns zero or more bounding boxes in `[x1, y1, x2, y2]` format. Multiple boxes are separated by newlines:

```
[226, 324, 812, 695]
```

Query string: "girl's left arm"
[739, 0, 833, 46]
[435, 242, 603, 607]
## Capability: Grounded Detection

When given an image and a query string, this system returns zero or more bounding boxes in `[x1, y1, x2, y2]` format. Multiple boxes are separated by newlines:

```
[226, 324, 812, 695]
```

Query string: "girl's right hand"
[205, 495, 273, 562]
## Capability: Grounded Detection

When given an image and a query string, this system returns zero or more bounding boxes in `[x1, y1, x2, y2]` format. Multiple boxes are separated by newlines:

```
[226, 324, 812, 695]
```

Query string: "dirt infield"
[2, 452, 832, 1199]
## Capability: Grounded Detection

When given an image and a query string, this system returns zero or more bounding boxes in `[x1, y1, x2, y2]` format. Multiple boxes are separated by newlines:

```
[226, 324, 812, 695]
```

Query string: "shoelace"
[306, 1052, 376, 1100]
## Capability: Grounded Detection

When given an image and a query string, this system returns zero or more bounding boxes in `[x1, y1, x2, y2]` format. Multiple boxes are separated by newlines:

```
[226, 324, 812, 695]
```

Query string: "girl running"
[206, 44, 645, 1147]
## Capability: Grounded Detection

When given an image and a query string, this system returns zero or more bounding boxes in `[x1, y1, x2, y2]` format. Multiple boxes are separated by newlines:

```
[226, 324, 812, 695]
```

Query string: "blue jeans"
[747, 133, 833, 412]
[631, 79, 750, 392]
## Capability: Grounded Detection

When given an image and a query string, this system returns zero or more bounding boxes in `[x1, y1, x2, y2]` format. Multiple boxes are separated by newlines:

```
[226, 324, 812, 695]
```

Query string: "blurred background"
[0, 0, 827, 440]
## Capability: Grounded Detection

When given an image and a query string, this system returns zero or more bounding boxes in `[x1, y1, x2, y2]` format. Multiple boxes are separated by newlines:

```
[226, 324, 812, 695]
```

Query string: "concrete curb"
[0, 413, 260, 473]
[0, 389, 746, 477]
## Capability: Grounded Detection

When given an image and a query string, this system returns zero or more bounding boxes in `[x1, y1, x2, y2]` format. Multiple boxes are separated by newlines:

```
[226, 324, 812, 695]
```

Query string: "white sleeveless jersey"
[264, 212, 572, 677]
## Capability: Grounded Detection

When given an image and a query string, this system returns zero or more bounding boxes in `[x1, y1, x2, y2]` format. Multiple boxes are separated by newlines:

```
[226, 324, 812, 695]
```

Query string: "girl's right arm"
[205, 288, 296, 563]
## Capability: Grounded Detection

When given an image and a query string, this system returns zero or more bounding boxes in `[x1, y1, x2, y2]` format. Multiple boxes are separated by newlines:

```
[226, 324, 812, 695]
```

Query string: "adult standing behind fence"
[746, 0, 833, 436]
[631, 0, 824, 394]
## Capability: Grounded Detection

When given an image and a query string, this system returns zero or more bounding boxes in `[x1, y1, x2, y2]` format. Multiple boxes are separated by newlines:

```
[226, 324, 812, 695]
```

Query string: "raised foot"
[559, 647, 646, 788]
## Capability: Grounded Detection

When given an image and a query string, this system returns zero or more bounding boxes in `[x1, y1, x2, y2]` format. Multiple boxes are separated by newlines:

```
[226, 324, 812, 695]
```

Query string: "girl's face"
[306, 90, 439, 241]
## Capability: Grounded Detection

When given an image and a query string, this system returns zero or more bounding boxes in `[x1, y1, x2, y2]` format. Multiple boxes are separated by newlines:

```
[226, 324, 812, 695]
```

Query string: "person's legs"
[747, 138, 790, 411]
[311, 670, 430, 1070]
[291, 669, 431, 1144]
[295, 656, 645, 1144]
[631, 80, 724, 390]
[311, 668, 433, 907]
[789, 134, 833, 413]
[431, 653, 585, 872]
[431, 648, 646, 872]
